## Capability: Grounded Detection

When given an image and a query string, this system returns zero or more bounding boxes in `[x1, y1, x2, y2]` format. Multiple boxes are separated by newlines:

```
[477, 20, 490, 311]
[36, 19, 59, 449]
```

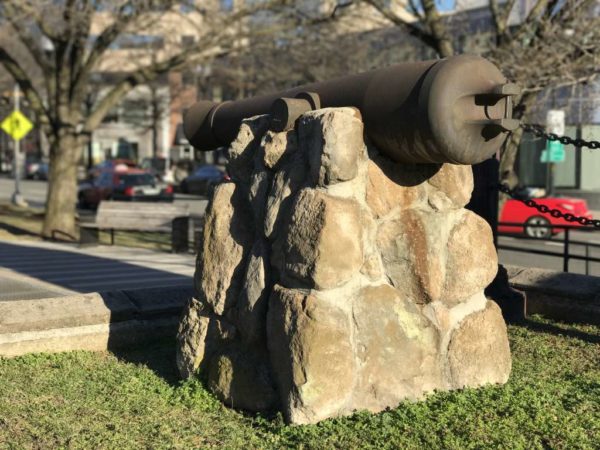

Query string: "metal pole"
[585, 244, 589, 276]
[563, 228, 570, 272]
[11, 84, 27, 207]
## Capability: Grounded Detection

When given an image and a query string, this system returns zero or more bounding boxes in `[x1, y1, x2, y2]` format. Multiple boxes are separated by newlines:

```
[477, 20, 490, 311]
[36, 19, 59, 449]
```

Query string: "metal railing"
[497, 221, 600, 274]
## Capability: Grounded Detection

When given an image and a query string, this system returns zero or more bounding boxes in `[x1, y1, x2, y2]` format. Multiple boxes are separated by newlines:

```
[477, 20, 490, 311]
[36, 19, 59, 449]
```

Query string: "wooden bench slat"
[79, 200, 191, 252]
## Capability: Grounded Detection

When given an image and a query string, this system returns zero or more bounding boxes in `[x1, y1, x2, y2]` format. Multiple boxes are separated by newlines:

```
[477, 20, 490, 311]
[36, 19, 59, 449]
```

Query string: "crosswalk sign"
[1, 110, 33, 141]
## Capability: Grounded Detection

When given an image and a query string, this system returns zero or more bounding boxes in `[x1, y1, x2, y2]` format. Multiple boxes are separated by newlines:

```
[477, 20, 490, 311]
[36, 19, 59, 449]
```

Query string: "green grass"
[0, 317, 598, 449]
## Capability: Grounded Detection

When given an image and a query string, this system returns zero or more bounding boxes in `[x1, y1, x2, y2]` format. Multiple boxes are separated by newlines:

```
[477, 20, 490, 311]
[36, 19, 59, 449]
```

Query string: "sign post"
[0, 85, 33, 207]
[542, 110, 565, 196]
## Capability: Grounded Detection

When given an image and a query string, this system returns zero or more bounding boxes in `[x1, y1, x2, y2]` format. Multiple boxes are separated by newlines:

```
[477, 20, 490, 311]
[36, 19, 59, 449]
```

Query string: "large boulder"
[177, 107, 511, 425]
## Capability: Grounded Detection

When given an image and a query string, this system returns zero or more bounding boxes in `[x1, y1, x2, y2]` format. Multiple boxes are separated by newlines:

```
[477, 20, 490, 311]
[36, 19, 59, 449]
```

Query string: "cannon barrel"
[183, 54, 520, 165]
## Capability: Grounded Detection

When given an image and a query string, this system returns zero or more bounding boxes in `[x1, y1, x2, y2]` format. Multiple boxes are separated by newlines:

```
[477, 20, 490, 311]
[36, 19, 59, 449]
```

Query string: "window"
[110, 34, 164, 50]
[220, 0, 234, 12]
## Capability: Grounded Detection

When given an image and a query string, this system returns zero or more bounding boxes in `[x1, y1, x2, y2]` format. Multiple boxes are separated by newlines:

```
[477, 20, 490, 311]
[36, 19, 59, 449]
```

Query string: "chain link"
[521, 123, 600, 149]
[497, 184, 600, 228]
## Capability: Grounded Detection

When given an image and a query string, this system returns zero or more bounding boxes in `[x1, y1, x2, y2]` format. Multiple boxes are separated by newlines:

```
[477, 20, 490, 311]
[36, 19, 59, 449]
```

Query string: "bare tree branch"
[0, 46, 51, 128]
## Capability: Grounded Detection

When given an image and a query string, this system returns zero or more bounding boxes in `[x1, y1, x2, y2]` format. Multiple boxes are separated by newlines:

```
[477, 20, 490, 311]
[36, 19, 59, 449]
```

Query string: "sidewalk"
[0, 239, 195, 301]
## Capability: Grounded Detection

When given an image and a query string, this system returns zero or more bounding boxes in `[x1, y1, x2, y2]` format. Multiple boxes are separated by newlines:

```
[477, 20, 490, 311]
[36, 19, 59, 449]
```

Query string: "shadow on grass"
[110, 338, 182, 386]
[0, 222, 39, 237]
[520, 317, 600, 344]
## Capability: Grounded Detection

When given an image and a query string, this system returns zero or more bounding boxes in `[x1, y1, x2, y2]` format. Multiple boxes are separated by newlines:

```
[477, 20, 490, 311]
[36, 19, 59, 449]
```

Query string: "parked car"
[78, 168, 173, 209]
[141, 157, 169, 181]
[179, 165, 229, 195]
[499, 188, 592, 238]
[25, 160, 49, 180]
[87, 159, 137, 181]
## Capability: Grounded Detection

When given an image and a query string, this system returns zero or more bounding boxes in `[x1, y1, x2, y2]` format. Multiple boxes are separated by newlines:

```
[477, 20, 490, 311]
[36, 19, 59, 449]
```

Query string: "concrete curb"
[506, 265, 600, 324]
[0, 285, 192, 357]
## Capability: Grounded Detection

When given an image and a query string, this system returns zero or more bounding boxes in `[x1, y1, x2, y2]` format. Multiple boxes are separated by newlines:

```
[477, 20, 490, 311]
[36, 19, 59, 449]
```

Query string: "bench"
[79, 201, 190, 253]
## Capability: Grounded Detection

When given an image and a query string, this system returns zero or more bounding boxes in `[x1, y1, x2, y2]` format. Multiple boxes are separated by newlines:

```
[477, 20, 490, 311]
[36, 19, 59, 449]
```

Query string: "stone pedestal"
[176, 108, 511, 424]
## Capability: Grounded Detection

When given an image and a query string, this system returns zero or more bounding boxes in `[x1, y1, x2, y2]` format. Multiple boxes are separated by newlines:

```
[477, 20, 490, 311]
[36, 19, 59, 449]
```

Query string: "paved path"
[0, 239, 195, 301]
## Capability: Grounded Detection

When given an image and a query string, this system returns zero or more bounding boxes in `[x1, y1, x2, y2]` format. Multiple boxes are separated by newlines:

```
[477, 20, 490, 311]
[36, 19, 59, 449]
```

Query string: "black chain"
[521, 123, 600, 149]
[498, 183, 600, 228]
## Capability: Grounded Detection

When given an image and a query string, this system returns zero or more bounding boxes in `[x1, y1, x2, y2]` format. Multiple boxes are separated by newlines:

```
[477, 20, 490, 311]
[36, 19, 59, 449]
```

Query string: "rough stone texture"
[236, 239, 271, 345]
[352, 284, 444, 410]
[264, 151, 307, 239]
[299, 108, 366, 186]
[176, 297, 236, 379]
[196, 182, 254, 315]
[365, 156, 432, 218]
[444, 210, 498, 305]
[281, 189, 364, 290]
[208, 348, 278, 411]
[427, 164, 474, 210]
[447, 300, 511, 388]
[267, 285, 355, 424]
[228, 115, 270, 185]
[261, 129, 298, 170]
[177, 108, 511, 424]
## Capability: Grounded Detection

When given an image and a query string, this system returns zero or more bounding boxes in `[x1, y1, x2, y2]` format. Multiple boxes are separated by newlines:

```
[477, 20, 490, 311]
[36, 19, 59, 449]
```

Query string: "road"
[0, 175, 209, 216]
[498, 231, 600, 276]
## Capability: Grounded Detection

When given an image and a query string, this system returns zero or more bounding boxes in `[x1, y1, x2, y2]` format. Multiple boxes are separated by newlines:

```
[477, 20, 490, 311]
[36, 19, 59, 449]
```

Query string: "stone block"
[427, 164, 474, 210]
[264, 152, 307, 240]
[365, 155, 435, 218]
[298, 108, 366, 186]
[282, 188, 363, 289]
[443, 210, 498, 305]
[447, 300, 511, 388]
[176, 297, 237, 379]
[376, 209, 449, 304]
[208, 348, 278, 412]
[352, 284, 444, 411]
[236, 239, 271, 345]
[267, 285, 355, 424]
[196, 182, 254, 315]
[260, 129, 298, 170]
[227, 115, 270, 185]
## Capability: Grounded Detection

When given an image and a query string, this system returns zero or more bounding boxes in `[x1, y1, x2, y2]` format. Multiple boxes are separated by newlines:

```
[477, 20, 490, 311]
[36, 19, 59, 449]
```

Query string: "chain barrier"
[521, 123, 600, 149]
[497, 183, 600, 228]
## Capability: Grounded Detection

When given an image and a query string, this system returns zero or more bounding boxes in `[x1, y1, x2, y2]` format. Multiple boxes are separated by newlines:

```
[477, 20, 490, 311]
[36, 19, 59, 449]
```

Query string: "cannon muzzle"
[183, 54, 519, 165]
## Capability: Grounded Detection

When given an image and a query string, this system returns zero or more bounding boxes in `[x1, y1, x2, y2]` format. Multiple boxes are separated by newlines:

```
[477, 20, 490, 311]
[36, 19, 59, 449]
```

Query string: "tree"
[337, 0, 600, 189]
[0, 0, 291, 239]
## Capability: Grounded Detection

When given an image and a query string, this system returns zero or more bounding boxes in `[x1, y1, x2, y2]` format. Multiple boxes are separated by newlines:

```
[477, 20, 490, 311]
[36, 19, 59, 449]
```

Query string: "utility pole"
[11, 84, 27, 207]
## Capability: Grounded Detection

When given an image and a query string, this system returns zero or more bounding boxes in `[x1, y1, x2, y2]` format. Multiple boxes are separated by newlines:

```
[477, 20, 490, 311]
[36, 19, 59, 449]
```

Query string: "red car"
[499, 194, 592, 238]
[78, 168, 173, 209]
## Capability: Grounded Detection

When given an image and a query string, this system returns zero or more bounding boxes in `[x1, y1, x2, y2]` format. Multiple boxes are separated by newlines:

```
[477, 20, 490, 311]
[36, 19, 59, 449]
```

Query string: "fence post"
[563, 228, 570, 272]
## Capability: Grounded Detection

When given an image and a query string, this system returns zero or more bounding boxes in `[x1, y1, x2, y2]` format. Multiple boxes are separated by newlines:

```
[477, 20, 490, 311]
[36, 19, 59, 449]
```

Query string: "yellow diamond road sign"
[1, 110, 33, 141]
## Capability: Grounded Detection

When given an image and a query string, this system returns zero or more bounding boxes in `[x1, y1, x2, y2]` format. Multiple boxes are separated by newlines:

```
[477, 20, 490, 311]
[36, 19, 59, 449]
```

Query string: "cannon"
[183, 54, 520, 165]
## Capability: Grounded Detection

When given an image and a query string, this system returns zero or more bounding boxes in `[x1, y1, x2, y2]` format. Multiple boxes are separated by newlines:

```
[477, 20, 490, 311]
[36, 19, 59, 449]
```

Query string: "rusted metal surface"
[184, 54, 519, 165]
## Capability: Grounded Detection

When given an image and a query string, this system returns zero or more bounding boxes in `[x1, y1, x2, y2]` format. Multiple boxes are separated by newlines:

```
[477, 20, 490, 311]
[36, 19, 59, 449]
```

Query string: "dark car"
[78, 169, 173, 209]
[25, 161, 49, 180]
[179, 165, 229, 195]
[141, 157, 168, 180]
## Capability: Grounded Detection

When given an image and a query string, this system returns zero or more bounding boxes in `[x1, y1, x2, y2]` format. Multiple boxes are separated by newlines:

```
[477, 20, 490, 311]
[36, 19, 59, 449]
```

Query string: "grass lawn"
[0, 317, 598, 449]
[0, 202, 172, 251]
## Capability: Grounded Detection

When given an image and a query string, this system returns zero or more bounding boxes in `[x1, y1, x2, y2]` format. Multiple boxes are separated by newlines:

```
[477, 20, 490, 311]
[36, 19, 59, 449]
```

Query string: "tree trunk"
[42, 132, 82, 240]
